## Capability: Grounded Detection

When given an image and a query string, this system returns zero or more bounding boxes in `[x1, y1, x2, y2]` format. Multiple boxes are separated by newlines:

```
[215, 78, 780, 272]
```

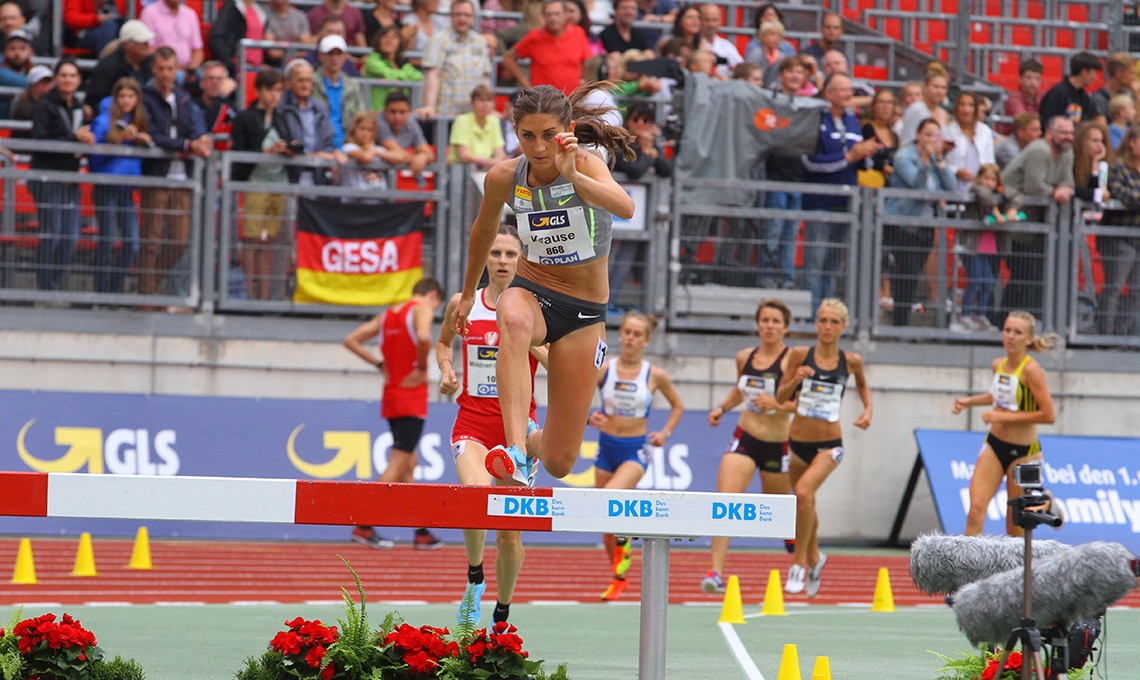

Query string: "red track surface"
[2, 537, 1138, 608]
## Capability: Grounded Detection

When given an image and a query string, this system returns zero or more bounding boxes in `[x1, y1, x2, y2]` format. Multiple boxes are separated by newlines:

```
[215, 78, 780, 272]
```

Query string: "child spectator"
[685, 48, 717, 78]
[362, 24, 422, 111]
[340, 110, 388, 192]
[731, 61, 763, 87]
[89, 77, 151, 294]
[1108, 92, 1135, 151]
[959, 163, 1023, 331]
[447, 84, 505, 169]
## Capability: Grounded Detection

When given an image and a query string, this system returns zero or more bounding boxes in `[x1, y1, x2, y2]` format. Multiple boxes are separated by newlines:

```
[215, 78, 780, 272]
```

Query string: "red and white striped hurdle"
[0, 471, 796, 679]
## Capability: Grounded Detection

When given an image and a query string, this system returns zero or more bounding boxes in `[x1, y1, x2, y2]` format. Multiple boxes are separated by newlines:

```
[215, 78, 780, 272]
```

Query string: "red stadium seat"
[396, 169, 436, 218]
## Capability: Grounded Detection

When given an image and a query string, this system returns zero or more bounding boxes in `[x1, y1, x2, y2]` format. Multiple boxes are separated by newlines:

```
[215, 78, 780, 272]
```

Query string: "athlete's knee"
[497, 304, 534, 339]
[541, 451, 576, 479]
[496, 531, 522, 551]
[794, 485, 815, 509]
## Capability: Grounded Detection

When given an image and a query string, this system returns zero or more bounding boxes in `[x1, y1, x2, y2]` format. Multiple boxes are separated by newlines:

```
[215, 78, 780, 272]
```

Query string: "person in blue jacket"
[90, 77, 152, 294]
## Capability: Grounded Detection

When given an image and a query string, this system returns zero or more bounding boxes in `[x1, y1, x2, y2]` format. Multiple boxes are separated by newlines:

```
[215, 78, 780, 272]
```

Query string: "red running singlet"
[381, 299, 428, 419]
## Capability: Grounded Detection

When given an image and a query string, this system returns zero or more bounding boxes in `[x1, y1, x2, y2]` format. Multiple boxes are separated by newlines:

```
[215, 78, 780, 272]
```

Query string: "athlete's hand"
[401, 367, 427, 388]
[647, 431, 667, 447]
[793, 365, 815, 382]
[707, 408, 723, 426]
[951, 398, 967, 415]
[454, 294, 475, 336]
[853, 408, 872, 430]
[553, 122, 579, 180]
[439, 364, 459, 395]
[754, 394, 779, 412]
[588, 410, 608, 429]
[980, 409, 1001, 424]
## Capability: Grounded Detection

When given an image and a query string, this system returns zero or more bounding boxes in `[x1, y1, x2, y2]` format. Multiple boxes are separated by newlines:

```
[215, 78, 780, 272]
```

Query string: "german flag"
[294, 197, 425, 305]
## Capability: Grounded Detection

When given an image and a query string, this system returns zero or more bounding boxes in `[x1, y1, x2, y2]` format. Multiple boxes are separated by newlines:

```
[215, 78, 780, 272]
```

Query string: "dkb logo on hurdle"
[712, 501, 774, 522]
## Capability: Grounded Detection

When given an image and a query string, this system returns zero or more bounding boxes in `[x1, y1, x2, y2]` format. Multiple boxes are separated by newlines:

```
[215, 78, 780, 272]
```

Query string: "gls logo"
[500, 497, 550, 516]
[477, 347, 499, 360]
[712, 502, 769, 521]
[286, 423, 445, 480]
[16, 419, 180, 475]
[529, 212, 568, 230]
[609, 500, 652, 517]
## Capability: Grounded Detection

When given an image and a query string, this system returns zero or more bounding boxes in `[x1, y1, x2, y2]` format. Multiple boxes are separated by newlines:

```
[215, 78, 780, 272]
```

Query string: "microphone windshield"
[910, 533, 1071, 595]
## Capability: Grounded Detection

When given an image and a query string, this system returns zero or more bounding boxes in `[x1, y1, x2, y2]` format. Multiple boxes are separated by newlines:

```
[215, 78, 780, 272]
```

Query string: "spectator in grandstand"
[64, 0, 125, 56]
[140, 0, 204, 84]
[819, 49, 872, 111]
[416, 0, 491, 118]
[377, 91, 435, 174]
[194, 60, 237, 149]
[29, 58, 94, 291]
[362, 24, 422, 111]
[1038, 51, 1101, 127]
[776, 298, 872, 595]
[564, 0, 604, 57]
[90, 77, 150, 295]
[363, 0, 399, 47]
[951, 310, 1055, 537]
[884, 117, 957, 327]
[344, 277, 446, 550]
[745, 4, 794, 60]
[401, 0, 442, 55]
[898, 66, 950, 146]
[496, 0, 543, 52]
[0, 2, 29, 40]
[311, 34, 365, 148]
[608, 49, 662, 103]
[264, 0, 314, 67]
[731, 61, 763, 87]
[959, 163, 1021, 332]
[743, 20, 785, 88]
[600, 0, 652, 54]
[660, 4, 700, 53]
[1072, 120, 1111, 205]
[1099, 123, 1140, 336]
[1090, 52, 1135, 125]
[697, 3, 740, 77]
[859, 88, 898, 189]
[503, 0, 593, 94]
[1003, 59, 1043, 118]
[761, 56, 807, 290]
[340, 111, 388, 195]
[306, 16, 361, 76]
[799, 11, 842, 63]
[801, 73, 882, 311]
[85, 20, 154, 107]
[8, 63, 50, 129]
[0, 28, 31, 117]
[1000, 115, 1074, 316]
[139, 46, 212, 298]
[700, 298, 796, 595]
[232, 68, 295, 300]
[636, 0, 676, 24]
[1108, 93, 1135, 152]
[209, 0, 273, 75]
[994, 112, 1041, 169]
[280, 59, 343, 186]
[449, 84, 506, 169]
[307, 0, 366, 47]
[944, 91, 996, 192]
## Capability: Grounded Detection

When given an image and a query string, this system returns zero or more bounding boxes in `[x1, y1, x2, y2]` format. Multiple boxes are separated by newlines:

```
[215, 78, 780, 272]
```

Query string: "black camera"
[1013, 461, 1043, 489]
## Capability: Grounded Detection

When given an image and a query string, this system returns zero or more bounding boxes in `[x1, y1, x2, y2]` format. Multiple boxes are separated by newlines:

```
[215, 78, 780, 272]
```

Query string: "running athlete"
[775, 299, 872, 597]
[344, 277, 445, 549]
[952, 310, 1056, 536]
[700, 299, 796, 594]
[436, 227, 549, 626]
[452, 83, 636, 487]
[589, 312, 684, 601]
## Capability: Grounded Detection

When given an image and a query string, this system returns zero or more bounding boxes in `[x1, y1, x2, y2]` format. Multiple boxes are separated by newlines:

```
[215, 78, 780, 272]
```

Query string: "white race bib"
[518, 206, 595, 265]
[991, 372, 1020, 412]
[608, 380, 642, 417]
[796, 379, 844, 422]
[466, 344, 499, 398]
[738, 374, 777, 414]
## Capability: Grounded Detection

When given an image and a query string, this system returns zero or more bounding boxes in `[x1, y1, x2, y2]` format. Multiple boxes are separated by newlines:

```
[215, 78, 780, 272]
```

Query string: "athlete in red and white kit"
[437, 227, 548, 627]
[344, 277, 445, 549]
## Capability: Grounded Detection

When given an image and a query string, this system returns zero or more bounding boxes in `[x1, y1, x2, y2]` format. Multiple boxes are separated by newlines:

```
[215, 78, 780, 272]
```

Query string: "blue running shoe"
[458, 581, 486, 627]
[486, 444, 531, 486]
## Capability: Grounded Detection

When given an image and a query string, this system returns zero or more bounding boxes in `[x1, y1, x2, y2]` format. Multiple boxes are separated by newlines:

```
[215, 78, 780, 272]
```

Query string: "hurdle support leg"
[638, 537, 670, 680]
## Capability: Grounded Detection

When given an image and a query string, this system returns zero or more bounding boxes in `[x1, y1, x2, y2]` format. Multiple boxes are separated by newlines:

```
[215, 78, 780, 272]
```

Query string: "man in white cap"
[310, 33, 363, 148]
[85, 19, 155, 106]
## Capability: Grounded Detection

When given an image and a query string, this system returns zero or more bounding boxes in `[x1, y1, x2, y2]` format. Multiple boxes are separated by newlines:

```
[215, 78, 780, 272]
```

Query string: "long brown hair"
[106, 77, 148, 142]
[1073, 120, 1111, 187]
[511, 83, 636, 164]
[1116, 123, 1140, 170]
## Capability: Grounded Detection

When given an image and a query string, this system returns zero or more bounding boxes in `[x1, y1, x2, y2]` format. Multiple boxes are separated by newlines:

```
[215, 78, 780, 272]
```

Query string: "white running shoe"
[805, 553, 827, 598]
[785, 564, 806, 594]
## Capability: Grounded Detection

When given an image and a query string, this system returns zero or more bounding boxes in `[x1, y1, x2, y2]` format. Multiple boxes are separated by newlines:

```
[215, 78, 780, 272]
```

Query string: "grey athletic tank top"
[510, 155, 613, 265]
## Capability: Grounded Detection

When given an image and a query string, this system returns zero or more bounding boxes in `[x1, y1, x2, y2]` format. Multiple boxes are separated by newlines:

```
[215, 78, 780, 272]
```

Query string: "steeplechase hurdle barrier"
[0, 471, 795, 679]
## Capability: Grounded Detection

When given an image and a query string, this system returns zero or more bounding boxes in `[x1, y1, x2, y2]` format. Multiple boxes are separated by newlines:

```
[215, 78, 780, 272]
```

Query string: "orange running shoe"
[600, 578, 628, 601]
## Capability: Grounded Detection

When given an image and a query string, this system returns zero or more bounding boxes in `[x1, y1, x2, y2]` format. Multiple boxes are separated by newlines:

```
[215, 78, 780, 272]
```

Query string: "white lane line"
[718, 621, 765, 680]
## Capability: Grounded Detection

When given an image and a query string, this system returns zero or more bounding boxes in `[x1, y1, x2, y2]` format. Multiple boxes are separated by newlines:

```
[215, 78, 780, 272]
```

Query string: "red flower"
[320, 662, 335, 680]
[466, 639, 487, 663]
[404, 649, 436, 674]
[305, 644, 327, 668]
[271, 630, 303, 656]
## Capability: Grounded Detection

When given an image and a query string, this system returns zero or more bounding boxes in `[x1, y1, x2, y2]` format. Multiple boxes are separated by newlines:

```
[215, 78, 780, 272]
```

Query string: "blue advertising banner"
[915, 429, 1140, 553]
[0, 390, 757, 545]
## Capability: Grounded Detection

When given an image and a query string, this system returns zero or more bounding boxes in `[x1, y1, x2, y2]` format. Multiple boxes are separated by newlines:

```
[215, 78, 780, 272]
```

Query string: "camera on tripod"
[1012, 461, 1043, 489]
[1009, 462, 1061, 531]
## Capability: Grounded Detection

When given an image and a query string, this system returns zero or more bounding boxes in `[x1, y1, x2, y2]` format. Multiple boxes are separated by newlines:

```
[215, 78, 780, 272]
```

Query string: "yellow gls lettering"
[17, 420, 104, 473]
[287, 424, 372, 479]
[559, 440, 598, 488]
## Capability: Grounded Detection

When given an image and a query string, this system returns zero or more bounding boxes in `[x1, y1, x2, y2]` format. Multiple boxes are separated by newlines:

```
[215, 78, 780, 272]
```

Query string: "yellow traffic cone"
[128, 527, 152, 570]
[761, 568, 786, 616]
[776, 643, 802, 680]
[11, 538, 37, 584]
[871, 567, 895, 612]
[718, 574, 746, 624]
[71, 532, 98, 577]
[811, 656, 832, 680]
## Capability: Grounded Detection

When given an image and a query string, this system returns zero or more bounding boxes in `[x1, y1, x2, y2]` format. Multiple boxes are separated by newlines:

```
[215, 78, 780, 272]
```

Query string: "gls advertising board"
[916, 429, 1140, 554]
[0, 390, 734, 543]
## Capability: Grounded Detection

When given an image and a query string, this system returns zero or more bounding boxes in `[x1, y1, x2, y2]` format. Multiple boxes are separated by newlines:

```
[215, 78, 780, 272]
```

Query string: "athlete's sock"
[415, 528, 431, 537]
[468, 563, 485, 585]
[492, 602, 511, 623]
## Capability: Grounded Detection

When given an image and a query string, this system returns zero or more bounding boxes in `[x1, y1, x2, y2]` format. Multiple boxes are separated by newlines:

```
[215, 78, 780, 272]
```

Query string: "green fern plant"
[91, 655, 147, 680]
[233, 650, 285, 680]
[0, 607, 24, 680]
